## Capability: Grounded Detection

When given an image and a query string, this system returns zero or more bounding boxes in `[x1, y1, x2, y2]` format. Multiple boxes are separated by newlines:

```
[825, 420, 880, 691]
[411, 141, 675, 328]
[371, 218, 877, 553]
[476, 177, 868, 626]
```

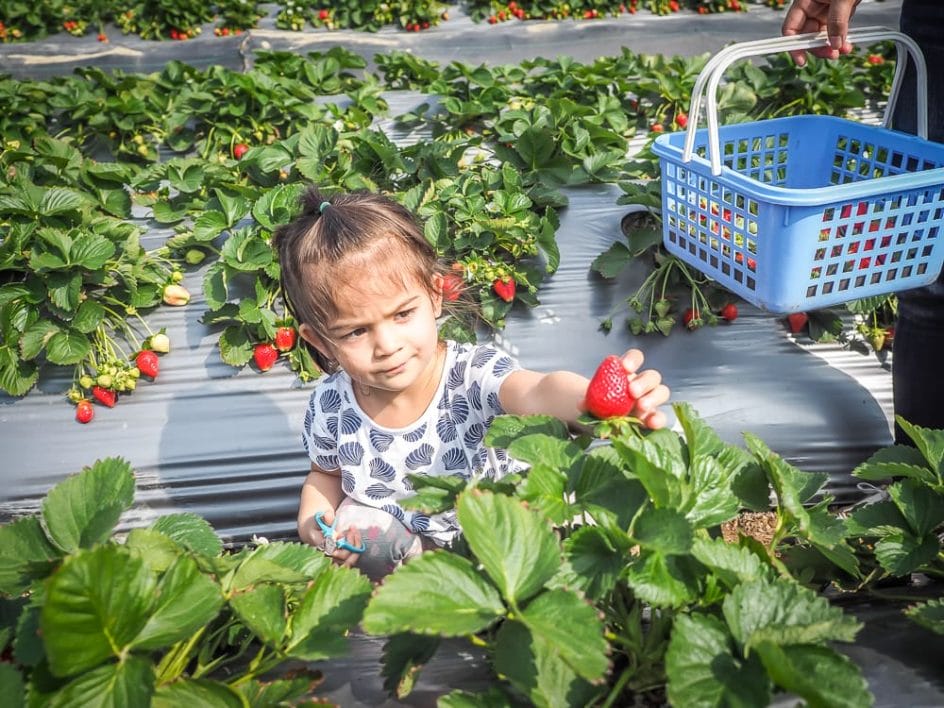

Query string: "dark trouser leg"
[892, 1, 944, 442]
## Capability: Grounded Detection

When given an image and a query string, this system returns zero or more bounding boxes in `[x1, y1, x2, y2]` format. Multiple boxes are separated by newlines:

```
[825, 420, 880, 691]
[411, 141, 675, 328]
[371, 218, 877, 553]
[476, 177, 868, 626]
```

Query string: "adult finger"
[826, 0, 860, 52]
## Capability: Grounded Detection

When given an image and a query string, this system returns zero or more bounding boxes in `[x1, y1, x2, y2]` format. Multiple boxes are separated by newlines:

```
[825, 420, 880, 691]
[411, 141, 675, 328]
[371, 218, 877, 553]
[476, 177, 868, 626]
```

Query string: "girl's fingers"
[620, 348, 645, 375]
[627, 368, 661, 400]
[640, 408, 668, 430]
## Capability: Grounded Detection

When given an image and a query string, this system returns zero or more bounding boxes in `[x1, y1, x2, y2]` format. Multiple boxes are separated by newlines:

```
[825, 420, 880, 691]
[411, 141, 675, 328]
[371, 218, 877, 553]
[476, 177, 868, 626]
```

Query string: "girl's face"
[300, 271, 444, 399]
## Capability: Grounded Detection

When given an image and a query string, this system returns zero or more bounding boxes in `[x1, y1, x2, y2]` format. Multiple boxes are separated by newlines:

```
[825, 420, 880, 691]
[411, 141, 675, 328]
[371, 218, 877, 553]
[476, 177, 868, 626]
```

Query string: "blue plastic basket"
[651, 29, 944, 313]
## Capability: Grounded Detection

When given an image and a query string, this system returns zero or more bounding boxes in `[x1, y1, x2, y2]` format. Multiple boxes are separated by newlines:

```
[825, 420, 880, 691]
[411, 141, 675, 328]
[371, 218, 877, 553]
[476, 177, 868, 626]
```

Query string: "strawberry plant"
[0, 457, 371, 704]
[0, 138, 184, 413]
[358, 403, 942, 706]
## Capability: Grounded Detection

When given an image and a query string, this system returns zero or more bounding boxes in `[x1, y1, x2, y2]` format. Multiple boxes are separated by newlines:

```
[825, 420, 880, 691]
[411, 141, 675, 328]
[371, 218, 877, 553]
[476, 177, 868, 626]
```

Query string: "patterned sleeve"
[301, 384, 342, 472]
[465, 344, 520, 420]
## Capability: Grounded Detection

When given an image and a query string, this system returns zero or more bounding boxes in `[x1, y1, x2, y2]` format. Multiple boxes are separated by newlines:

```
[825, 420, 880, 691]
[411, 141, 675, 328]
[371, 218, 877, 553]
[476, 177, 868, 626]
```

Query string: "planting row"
[0, 44, 896, 419]
[1, 0, 795, 42]
[1, 405, 941, 705]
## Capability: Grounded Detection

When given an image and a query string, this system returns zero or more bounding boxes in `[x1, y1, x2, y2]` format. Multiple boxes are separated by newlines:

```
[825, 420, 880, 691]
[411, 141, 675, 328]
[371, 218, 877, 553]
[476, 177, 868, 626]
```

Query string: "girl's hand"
[304, 509, 362, 568]
[620, 348, 671, 430]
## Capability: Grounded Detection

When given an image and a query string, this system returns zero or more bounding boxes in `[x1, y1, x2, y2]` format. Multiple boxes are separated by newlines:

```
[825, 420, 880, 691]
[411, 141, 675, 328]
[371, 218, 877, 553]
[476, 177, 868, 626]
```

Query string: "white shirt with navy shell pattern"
[302, 340, 527, 546]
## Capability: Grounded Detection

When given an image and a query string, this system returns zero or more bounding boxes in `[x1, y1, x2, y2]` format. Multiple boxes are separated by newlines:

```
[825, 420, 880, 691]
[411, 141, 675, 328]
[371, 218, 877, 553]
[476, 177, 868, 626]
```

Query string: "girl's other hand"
[620, 348, 671, 430]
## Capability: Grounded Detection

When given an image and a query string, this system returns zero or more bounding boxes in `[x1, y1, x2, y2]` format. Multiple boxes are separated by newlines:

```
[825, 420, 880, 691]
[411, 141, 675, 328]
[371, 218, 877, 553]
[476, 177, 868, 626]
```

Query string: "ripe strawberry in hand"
[136, 350, 159, 378]
[92, 386, 116, 408]
[75, 400, 94, 424]
[585, 355, 636, 419]
[274, 326, 297, 352]
[254, 342, 279, 372]
[786, 312, 808, 334]
[493, 277, 516, 303]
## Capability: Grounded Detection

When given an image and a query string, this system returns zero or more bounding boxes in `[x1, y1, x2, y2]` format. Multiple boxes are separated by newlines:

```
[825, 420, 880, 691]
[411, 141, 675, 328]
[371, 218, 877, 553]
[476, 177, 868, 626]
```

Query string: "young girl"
[273, 187, 670, 580]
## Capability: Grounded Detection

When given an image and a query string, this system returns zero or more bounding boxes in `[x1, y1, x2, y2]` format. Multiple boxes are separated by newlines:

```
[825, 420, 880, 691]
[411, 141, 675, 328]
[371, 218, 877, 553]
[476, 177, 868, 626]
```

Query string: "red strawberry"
[233, 143, 249, 160]
[318, 9, 330, 20]
[720, 303, 738, 322]
[254, 342, 279, 372]
[75, 400, 94, 424]
[493, 277, 516, 303]
[683, 307, 701, 330]
[274, 326, 297, 352]
[651, 123, 664, 134]
[585, 355, 636, 419]
[675, 112, 688, 129]
[442, 273, 464, 302]
[786, 312, 808, 334]
[136, 350, 159, 378]
[92, 386, 116, 408]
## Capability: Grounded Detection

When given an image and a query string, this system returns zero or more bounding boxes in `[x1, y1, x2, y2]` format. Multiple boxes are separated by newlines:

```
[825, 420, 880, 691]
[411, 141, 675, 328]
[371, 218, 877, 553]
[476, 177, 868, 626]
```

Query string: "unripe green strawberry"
[67, 387, 84, 403]
[97, 374, 113, 388]
[185, 248, 206, 265]
[253, 342, 279, 372]
[79, 374, 94, 389]
[584, 355, 636, 419]
[136, 350, 159, 378]
[170, 270, 183, 283]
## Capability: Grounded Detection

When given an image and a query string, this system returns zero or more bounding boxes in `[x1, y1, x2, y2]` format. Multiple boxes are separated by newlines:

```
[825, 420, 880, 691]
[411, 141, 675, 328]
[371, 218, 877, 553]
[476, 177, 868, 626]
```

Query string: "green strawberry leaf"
[874, 531, 940, 576]
[363, 551, 504, 637]
[380, 633, 440, 700]
[41, 546, 155, 676]
[632, 507, 693, 555]
[130, 555, 224, 651]
[49, 656, 155, 708]
[896, 416, 944, 474]
[690, 536, 772, 589]
[905, 598, 944, 636]
[41, 457, 135, 554]
[457, 490, 560, 605]
[626, 552, 701, 608]
[564, 525, 628, 601]
[229, 584, 286, 647]
[285, 566, 372, 660]
[722, 577, 861, 651]
[0, 516, 61, 596]
[492, 619, 599, 708]
[517, 588, 609, 681]
[150, 513, 222, 557]
[756, 642, 872, 708]
[0, 663, 24, 708]
[888, 479, 944, 537]
[666, 612, 770, 708]
[153, 678, 244, 708]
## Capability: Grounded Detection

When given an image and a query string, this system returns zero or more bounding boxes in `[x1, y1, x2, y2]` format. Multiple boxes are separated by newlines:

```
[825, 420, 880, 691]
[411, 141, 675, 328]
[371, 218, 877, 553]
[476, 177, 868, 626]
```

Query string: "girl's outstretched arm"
[498, 349, 670, 430]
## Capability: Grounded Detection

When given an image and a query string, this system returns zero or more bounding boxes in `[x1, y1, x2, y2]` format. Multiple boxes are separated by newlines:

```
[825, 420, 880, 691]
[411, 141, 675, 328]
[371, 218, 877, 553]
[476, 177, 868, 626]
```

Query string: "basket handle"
[682, 27, 928, 176]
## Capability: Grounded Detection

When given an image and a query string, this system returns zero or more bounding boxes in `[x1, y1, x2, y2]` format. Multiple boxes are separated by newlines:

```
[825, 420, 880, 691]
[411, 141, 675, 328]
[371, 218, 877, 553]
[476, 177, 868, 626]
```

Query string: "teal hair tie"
[319, 201, 330, 214]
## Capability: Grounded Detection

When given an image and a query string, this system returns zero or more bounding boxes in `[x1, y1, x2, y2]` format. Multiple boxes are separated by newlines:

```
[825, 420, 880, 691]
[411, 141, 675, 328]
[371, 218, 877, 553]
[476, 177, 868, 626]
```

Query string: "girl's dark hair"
[273, 186, 445, 373]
